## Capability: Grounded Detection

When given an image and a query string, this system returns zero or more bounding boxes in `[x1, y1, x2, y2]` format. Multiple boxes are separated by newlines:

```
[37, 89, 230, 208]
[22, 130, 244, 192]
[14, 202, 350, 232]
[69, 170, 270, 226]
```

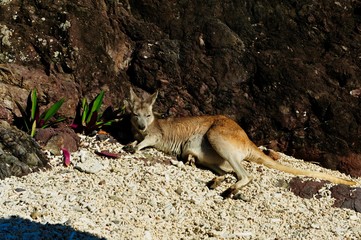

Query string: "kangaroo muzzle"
[135, 118, 148, 131]
[137, 123, 146, 131]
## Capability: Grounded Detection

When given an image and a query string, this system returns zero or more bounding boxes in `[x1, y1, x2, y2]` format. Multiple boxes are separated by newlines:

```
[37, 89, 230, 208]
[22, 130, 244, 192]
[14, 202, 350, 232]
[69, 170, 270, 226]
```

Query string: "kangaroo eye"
[147, 115, 151, 118]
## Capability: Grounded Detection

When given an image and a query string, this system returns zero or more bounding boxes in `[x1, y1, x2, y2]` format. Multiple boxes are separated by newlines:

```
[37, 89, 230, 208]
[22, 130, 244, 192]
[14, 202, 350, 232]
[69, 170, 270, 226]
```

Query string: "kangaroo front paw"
[123, 145, 136, 154]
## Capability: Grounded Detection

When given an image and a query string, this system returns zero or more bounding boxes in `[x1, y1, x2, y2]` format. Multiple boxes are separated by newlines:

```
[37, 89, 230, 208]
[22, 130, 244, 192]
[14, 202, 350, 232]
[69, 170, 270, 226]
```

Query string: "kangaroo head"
[128, 87, 158, 132]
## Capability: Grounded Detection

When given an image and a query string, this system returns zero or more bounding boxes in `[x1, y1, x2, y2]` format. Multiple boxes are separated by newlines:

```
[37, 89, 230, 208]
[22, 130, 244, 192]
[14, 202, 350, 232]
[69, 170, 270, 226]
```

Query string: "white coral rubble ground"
[0, 135, 360, 239]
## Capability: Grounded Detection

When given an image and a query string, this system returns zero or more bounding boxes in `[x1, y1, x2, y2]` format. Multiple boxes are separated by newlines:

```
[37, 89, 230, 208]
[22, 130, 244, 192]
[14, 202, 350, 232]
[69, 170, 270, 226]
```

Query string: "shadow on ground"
[0, 216, 106, 240]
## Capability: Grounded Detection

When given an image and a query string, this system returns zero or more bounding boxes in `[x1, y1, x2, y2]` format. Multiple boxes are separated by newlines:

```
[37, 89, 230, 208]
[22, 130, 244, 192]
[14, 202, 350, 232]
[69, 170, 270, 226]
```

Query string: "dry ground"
[0, 135, 360, 239]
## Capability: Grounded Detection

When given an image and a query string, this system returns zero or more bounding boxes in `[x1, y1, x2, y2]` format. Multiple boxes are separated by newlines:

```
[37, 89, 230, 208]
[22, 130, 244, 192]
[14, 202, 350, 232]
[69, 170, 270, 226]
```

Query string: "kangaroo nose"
[138, 124, 146, 131]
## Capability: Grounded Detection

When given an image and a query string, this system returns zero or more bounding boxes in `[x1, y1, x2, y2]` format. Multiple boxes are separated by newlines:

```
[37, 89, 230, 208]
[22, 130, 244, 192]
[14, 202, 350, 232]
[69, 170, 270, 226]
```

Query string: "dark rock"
[14, 188, 26, 193]
[0, 105, 11, 122]
[0, 65, 80, 120]
[289, 177, 361, 213]
[1, 0, 361, 176]
[0, 121, 50, 179]
[34, 125, 80, 155]
[330, 185, 361, 213]
[289, 177, 327, 199]
[338, 153, 361, 178]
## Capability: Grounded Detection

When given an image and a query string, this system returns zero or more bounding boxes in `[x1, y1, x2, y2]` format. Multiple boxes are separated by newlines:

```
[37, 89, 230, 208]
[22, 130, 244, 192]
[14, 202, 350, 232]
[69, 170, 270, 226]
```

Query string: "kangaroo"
[125, 88, 356, 198]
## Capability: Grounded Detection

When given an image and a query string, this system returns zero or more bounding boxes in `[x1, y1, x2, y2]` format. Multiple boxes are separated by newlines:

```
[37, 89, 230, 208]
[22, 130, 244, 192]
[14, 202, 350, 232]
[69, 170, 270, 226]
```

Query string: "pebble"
[14, 188, 26, 192]
[0, 135, 360, 239]
[74, 150, 108, 173]
[349, 215, 359, 221]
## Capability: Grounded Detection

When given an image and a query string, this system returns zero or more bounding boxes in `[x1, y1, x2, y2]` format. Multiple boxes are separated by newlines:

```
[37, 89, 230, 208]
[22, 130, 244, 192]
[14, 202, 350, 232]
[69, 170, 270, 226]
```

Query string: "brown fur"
[125, 88, 356, 198]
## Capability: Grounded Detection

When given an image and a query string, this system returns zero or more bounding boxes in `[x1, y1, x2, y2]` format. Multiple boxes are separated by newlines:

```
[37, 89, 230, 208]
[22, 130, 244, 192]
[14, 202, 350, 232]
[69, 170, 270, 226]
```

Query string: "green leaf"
[102, 120, 115, 126]
[42, 116, 66, 129]
[81, 97, 88, 110]
[87, 111, 98, 129]
[86, 91, 104, 123]
[30, 120, 37, 138]
[82, 108, 89, 125]
[42, 98, 65, 123]
[30, 89, 37, 121]
[82, 98, 89, 125]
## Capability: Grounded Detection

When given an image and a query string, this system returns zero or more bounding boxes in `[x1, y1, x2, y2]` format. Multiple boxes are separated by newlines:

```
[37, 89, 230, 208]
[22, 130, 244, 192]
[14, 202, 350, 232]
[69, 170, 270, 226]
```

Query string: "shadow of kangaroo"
[124, 88, 356, 199]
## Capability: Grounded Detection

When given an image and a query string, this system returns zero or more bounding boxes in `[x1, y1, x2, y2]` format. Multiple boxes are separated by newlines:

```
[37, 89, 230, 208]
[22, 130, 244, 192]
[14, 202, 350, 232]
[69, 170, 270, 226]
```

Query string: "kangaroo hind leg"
[206, 123, 253, 199]
[181, 148, 228, 189]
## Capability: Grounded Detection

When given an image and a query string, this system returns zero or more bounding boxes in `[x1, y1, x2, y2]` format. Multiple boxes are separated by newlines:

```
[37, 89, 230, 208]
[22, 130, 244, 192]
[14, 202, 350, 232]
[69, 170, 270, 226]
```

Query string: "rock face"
[0, 121, 49, 179]
[0, 1, 360, 175]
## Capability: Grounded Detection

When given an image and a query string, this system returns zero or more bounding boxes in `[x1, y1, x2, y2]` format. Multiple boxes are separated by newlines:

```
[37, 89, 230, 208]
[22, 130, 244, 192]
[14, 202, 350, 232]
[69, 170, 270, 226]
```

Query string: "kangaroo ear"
[149, 90, 158, 106]
[123, 99, 132, 112]
[129, 87, 139, 102]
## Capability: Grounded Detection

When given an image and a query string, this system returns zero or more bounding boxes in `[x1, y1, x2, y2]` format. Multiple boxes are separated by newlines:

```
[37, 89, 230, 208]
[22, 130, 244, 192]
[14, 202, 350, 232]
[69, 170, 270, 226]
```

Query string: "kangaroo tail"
[248, 147, 356, 186]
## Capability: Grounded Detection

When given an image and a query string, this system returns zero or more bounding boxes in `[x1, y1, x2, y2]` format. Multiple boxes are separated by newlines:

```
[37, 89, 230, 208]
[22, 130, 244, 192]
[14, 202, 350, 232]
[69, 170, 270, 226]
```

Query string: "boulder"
[0, 121, 49, 179]
[0, 0, 360, 176]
